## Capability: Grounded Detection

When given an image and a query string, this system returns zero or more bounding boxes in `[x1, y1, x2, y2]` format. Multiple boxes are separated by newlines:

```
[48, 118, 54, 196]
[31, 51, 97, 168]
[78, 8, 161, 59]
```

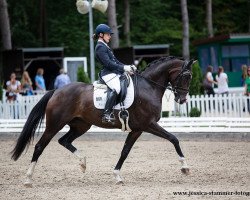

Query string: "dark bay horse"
[11, 56, 194, 186]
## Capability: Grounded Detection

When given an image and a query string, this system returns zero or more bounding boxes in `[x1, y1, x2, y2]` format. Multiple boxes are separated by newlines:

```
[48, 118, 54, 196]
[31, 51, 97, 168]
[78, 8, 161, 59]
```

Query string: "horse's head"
[169, 59, 194, 104]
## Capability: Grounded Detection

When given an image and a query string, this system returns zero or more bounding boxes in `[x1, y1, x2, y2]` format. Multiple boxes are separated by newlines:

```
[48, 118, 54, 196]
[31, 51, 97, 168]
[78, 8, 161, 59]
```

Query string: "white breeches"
[102, 73, 121, 94]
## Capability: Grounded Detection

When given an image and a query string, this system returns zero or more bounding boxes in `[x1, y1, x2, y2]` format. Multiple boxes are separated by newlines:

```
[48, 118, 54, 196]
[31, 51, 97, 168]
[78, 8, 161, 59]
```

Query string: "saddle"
[93, 73, 134, 132]
[98, 73, 130, 104]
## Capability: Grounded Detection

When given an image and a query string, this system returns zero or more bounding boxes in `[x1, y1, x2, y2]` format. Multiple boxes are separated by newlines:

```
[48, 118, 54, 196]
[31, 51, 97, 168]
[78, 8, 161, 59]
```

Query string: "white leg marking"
[74, 150, 86, 173]
[113, 170, 124, 185]
[24, 161, 36, 187]
[179, 157, 188, 168]
[179, 157, 190, 175]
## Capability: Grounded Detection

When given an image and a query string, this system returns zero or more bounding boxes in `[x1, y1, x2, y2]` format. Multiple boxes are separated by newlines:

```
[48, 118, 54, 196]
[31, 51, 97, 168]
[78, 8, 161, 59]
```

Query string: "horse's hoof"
[181, 167, 190, 175]
[116, 180, 124, 185]
[80, 164, 86, 173]
[24, 181, 33, 188]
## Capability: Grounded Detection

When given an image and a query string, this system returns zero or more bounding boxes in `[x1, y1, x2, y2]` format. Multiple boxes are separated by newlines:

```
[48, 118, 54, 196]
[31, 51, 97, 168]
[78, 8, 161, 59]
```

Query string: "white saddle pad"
[93, 76, 134, 109]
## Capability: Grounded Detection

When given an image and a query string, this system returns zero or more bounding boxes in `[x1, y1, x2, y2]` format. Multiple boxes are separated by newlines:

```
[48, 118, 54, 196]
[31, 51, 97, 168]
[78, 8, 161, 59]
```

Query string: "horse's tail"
[11, 90, 55, 161]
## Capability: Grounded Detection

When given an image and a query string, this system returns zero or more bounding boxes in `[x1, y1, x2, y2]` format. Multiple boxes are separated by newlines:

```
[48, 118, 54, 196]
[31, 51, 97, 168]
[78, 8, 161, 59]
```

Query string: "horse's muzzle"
[175, 96, 187, 104]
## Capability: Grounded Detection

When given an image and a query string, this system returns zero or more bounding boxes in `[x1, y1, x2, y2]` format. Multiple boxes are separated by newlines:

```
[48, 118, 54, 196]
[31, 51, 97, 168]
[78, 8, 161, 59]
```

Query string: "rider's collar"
[98, 39, 110, 48]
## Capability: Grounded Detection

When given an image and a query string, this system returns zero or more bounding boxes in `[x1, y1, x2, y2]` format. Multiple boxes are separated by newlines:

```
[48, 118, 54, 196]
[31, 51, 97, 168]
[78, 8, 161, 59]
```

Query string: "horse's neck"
[142, 63, 169, 86]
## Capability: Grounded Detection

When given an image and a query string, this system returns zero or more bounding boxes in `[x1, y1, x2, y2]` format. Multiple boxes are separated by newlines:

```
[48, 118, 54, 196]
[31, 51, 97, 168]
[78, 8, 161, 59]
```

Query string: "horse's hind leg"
[113, 131, 142, 184]
[146, 122, 190, 175]
[24, 126, 61, 187]
[58, 123, 91, 173]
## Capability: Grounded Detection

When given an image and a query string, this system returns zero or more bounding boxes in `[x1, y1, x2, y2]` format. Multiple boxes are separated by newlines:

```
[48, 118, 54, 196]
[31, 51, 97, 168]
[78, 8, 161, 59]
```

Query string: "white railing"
[172, 94, 250, 118]
[0, 93, 249, 119]
[1, 117, 250, 134]
[0, 94, 44, 119]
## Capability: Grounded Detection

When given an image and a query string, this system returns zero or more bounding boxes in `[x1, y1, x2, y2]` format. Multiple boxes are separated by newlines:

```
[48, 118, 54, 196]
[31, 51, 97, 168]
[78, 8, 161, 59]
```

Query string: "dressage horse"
[11, 56, 194, 186]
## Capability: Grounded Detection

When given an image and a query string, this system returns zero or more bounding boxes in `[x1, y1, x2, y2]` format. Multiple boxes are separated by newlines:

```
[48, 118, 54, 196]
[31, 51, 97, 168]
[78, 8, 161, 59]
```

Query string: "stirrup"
[102, 113, 115, 123]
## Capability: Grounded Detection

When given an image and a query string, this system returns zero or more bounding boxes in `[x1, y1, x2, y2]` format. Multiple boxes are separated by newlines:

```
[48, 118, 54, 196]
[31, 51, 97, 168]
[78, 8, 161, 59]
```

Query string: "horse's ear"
[185, 59, 194, 70]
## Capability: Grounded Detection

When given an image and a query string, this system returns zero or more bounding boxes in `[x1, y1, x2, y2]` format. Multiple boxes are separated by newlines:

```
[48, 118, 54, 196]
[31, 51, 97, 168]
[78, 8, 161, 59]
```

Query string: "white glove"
[124, 65, 133, 73]
[130, 65, 137, 71]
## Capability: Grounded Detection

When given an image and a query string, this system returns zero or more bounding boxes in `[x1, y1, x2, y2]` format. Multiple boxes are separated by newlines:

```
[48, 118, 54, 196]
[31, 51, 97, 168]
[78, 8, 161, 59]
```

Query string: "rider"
[93, 24, 136, 123]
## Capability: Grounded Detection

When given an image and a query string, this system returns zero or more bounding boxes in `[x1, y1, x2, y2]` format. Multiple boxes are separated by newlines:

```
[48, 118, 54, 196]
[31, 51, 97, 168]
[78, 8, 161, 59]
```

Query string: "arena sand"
[0, 138, 249, 200]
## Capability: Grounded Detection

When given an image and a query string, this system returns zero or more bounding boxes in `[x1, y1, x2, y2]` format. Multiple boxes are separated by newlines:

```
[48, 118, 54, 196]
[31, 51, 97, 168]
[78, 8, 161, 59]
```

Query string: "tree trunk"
[124, 0, 131, 46]
[40, 0, 48, 47]
[180, 0, 189, 60]
[0, 0, 12, 50]
[206, 0, 213, 37]
[107, 0, 119, 48]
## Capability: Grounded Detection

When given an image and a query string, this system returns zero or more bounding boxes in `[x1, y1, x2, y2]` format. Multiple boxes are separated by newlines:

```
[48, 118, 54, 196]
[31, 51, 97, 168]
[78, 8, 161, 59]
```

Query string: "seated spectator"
[35, 68, 46, 91]
[21, 71, 34, 96]
[6, 72, 21, 102]
[54, 68, 71, 89]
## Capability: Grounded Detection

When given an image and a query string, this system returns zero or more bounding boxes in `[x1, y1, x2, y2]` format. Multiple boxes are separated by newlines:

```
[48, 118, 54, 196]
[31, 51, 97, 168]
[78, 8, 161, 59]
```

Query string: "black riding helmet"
[95, 24, 114, 35]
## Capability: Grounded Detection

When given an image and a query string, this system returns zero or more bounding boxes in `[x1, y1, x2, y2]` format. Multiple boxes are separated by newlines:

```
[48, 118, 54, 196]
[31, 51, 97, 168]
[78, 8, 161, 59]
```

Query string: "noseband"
[171, 61, 192, 95]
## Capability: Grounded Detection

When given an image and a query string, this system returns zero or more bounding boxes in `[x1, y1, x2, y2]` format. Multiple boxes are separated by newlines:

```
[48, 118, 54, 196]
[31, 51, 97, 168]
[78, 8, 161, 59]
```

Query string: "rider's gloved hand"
[130, 65, 137, 71]
[124, 65, 133, 73]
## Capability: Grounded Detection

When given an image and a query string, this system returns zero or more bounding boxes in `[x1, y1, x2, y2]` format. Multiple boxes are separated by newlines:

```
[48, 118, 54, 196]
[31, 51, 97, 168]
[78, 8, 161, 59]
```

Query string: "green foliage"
[77, 67, 91, 83]
[6, 0, 250, 58]
[189, 61, 203, 96]
[189, 107, 201, 117]
[138, 60, 148, 71]
[162, 111, 169, 118]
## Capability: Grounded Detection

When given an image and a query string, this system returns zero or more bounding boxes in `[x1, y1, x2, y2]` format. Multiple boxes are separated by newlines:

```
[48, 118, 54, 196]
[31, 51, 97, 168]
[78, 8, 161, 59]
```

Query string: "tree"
[180, 0, 189, 60]
[77, 67, 91, 83]
[107, 0, 119, 48]
[40, 0, 48, 46]
[189, 61, 203, 95]
[206, 0, 213, 37]
[124, 0, 131, 46]
[0, 0, 12, 50]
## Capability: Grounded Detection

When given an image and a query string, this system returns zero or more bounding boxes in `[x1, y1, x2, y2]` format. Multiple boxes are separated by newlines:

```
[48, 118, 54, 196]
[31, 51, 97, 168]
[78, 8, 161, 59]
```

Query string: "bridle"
[135, 60, 192, 96]
[171, 61, 192, 95]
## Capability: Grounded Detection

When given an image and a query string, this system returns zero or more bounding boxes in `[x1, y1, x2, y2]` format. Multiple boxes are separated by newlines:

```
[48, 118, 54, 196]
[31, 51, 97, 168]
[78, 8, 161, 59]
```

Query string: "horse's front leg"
[114, 131, 142, 184]
[146, 122, 190, 175]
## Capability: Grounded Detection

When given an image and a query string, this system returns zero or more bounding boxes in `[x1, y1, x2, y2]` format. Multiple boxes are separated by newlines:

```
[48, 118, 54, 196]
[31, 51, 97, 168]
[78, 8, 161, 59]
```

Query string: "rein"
[134, 61, 192, 94]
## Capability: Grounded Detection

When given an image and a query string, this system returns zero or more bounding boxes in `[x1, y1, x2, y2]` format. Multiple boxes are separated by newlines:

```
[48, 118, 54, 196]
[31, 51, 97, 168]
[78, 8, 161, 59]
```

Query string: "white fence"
[1, 117, 250, 134]
[0, 93, 250, 119]
[0, 95, 44, 119]
[172, 94, 250, 118]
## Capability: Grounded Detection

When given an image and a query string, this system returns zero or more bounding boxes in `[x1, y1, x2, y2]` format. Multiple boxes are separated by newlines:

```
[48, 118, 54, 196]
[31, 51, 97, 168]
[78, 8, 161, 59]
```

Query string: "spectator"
[35, 68, 46, 91]
[244, 66, 250, 113]
[203, 65, 217, 95]
[241, 64, 248, 86]
[215, 66, 229, 95]
[54, 68, 71, 89]
[244, 66, 250, 95]
[21, 71, 34, 96]
[6, 72, 21, 102]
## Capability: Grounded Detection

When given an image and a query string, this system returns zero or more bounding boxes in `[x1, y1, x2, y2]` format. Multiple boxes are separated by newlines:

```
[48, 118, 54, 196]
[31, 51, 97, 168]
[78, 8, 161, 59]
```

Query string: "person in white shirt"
[6, 72, 21, 102]
[215, 66, 229, 95]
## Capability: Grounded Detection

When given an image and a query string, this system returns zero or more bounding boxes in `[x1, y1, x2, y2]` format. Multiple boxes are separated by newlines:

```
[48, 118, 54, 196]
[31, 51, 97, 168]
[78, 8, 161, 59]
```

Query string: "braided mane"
[141, 56, 184, 74]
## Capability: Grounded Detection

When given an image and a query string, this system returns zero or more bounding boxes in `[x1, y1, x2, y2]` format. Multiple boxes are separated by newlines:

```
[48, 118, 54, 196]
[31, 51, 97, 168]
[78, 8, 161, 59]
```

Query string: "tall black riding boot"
[102, 90, 118, 123]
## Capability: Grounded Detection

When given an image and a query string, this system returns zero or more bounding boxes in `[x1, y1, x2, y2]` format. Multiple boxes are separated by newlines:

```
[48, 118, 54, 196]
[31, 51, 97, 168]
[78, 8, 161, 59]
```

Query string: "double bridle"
[135, 61, 192, 95]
